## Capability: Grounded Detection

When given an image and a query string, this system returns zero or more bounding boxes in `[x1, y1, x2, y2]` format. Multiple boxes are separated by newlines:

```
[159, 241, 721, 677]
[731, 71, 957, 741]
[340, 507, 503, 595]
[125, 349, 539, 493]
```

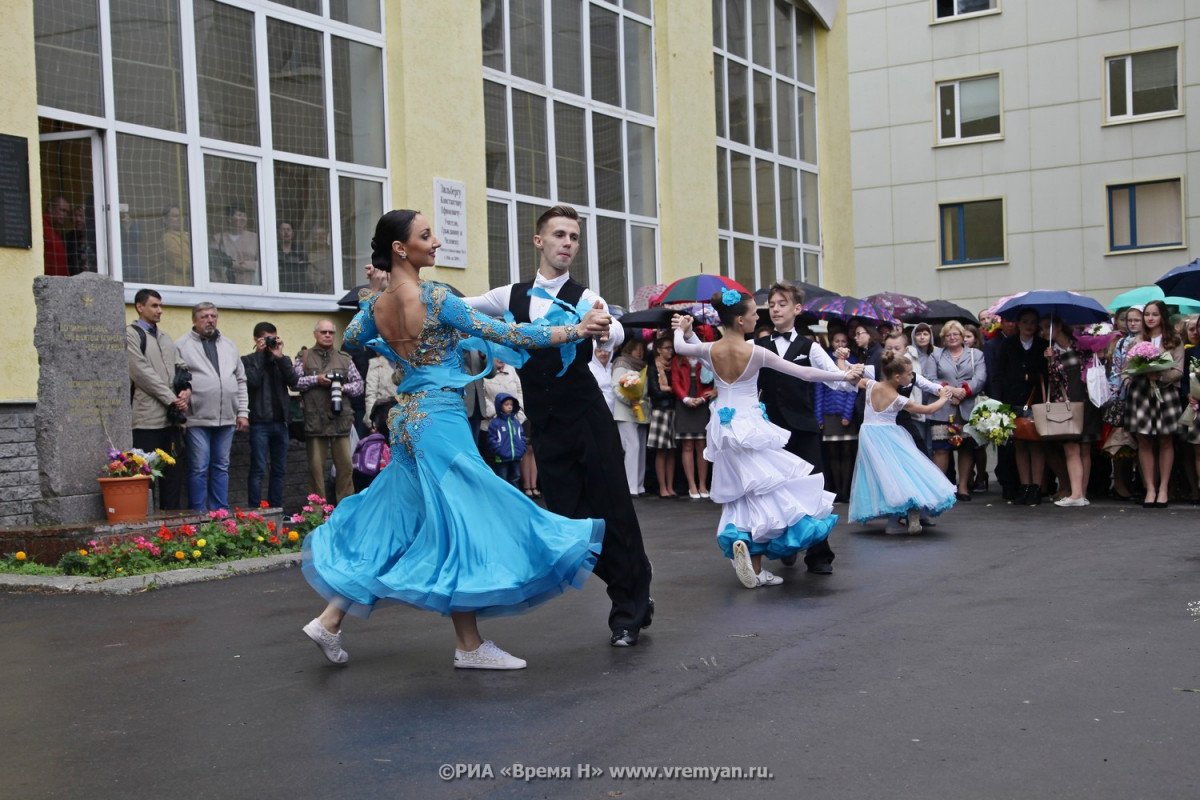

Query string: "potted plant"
[98, 447, 175, 522]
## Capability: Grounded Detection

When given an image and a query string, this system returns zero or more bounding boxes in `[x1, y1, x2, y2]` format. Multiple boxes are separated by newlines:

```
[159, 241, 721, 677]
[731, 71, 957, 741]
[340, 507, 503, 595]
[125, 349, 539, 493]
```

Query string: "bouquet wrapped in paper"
[1122, 341, 1177, 400]
[963, 398, 1016, 446]
[616, 368, 648, 422]
[1074, 321, 1120, 353]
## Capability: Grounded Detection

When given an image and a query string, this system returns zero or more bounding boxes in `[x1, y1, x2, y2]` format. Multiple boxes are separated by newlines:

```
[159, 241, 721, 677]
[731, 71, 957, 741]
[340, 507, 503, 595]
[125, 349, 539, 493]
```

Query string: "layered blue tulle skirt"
[849, 423, 956, 523]
[302, 393, 604, 619]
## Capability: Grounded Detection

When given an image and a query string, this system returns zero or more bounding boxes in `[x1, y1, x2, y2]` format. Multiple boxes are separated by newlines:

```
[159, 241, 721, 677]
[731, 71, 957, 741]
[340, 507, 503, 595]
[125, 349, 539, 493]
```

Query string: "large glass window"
[483, 0, 658, 306]
[34, 1, 387, 302]
[937, 73, 1001, 143]
[714, 0, 820, 289]
[1108, 179, 1183, 251]
[940, 198, 1005, 265]
[1106, 47, 1180, 122]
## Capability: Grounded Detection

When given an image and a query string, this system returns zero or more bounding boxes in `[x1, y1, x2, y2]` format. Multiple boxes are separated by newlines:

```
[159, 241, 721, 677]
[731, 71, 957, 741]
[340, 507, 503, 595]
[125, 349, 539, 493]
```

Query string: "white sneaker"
[756, 569, 784, 587]
[731, 540, 758, 589]
[906, 508, 923, 534]
[1054, 496, 1089, 507]
[303, 618, 348, 664]
[454, 640, 527, 670]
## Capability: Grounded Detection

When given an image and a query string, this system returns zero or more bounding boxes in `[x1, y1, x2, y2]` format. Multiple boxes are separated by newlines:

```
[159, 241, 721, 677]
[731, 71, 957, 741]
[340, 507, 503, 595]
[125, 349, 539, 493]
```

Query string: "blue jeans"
[186, 425, 235, 511]
[248, 422, 289, 508]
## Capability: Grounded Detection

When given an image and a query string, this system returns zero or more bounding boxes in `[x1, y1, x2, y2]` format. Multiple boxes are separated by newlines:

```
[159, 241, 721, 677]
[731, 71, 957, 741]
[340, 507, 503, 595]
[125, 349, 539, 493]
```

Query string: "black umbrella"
[1155, 257, 1200, 301]
[618, 307, 676, 329]
[752, 282, 837, 305]
[337, 281, 465, 308]
[902, 299, 978, 326]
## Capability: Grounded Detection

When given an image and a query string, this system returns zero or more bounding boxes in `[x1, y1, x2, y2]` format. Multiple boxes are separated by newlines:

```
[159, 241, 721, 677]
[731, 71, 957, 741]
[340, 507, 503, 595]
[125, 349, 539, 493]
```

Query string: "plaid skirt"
[1125, 376, 1182, 436]
[647, 408, 676, 450]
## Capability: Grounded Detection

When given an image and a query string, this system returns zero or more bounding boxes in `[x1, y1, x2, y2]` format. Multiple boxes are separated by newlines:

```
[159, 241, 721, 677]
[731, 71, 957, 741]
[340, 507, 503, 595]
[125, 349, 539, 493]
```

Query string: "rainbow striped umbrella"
[653, 274, 750, 305]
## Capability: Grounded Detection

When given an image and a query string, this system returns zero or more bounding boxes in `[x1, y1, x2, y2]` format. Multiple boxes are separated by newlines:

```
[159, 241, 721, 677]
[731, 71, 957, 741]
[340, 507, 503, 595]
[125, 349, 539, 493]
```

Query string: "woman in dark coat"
[994, 309, 1048, 505]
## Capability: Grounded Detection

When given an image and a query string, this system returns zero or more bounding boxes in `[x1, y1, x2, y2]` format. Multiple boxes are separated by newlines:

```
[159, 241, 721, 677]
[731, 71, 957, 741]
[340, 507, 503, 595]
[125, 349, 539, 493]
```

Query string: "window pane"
[803, 251, 818, 284]
[730, 151, 752, 233]
[959, 75, 1000, 137]
[195, 0, 258, 146]
[624, 0, 652, 17]
[725, 0, 747, 59]
[753, 71, 772, 151]
[487, 200, 511, 287]
[714, 55, 727, 138]
[733, 237, 754, 291]
[484, 81, 510, 191]
[552, 0, 584, 95]
[268, 19, 327, 158]
[118, 135, 191, 285]
[332, 38, 385, 167]
[773, 0, 794, 79]
[756, 159, 776, 237]
[482, 0, 505, 71]
[330, 0, 381, 32]
[555, 103, 589, 205]
[1133, 180, 1182, 246]
[593, 114, 625, 212]
[1108, 58, 1128, 117]
[590, 5, 620, 106]
[512, 89, 549, 197]
[111, 0, 185, 132]
[941, 206, 962, 262]
[751, 0, 771, 68]
[716, 147, 730, 230]
[624, 19, 654, 115]
[204, 155, 260, 285]
[597, 216, 628, 306]
[727, 61, 750, 145]
[339, 176, 382, 292]
[627, 122, 656, 217]
[630, 224, 656, 295]
[798, 88, 816, 162]
[1109, 188, 1131, 248]
[1131, 48, 1178, 116]
[274, 0, 319, 13]
[795, 10, 814, 86]
[40, 137, 101, 276]
[510, 0, 545, 83]
[712, 0, 723, 48]
[939, 83, 957, 140]
[274, 162, 331, 294]
[516, 202, 549, 281]
[962, 199, 1003, 261]
[778, 164, 798, 240]
[800, 169, 818, 244]
[34, 0, 104, 116]
[718, 236, 730, 275]
[776, 82, 796, 158]
[758, 244, 775, 286]
[782, 246, 802, 283]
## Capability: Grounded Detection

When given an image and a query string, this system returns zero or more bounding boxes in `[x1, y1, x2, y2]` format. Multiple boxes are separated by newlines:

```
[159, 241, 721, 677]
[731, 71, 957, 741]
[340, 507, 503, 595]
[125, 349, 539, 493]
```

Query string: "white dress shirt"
[771, 328, 858, 391]
[466, 271, 624, 352]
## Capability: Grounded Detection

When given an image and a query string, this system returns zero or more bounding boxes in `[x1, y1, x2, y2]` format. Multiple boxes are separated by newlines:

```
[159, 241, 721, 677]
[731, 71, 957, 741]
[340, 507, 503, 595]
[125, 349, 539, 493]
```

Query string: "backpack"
[351, 432, 391, 477]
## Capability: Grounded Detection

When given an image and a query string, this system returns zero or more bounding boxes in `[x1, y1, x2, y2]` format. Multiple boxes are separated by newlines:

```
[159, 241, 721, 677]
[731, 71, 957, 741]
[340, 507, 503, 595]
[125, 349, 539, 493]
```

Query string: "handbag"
[1031, 379, 1084, 441]
[1013, 388, 1040, 441]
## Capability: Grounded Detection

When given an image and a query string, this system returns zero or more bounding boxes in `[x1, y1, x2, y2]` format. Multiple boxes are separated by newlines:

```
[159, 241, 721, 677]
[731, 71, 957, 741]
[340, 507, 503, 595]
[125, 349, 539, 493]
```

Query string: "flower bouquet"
[616, 369, 647, 422]
[103, 446, 175, 479]
[1075, 322, 1120, 353]
[1122, 341, 1177, 401]
[964, 398, 1016, 446]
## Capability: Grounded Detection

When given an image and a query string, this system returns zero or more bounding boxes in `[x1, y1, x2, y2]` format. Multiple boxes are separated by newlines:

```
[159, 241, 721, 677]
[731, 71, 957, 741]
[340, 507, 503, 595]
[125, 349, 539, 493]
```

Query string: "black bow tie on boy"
[771, 330, 795, 341]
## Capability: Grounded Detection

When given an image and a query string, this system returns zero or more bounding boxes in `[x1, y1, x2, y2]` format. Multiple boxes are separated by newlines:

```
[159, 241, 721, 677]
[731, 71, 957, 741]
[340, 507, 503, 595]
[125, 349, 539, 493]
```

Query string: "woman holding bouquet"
[613, 338, 650, 495]
[1045, 316, 1104, 506]
[1124, 300, 1184, 507]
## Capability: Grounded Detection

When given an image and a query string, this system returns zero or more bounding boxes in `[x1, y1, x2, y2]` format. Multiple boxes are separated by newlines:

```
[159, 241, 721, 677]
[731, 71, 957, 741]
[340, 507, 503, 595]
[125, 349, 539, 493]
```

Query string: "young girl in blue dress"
[849, 351, 956, 534]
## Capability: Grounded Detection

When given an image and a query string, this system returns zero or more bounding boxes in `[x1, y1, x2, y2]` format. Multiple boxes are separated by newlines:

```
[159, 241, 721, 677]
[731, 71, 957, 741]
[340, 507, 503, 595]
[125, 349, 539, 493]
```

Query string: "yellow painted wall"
[0, 2, 42, 401]
[815, 16, 855, 297]
[655, 0, 722, 284]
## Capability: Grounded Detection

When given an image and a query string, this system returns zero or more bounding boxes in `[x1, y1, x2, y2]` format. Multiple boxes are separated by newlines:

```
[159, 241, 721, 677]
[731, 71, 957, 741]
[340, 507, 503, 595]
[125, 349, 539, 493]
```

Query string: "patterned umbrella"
[631, 283, 668, 311]
[864, 292, 929, 318]
[653, 274, 750, 305]
[802, 295, 898, 325]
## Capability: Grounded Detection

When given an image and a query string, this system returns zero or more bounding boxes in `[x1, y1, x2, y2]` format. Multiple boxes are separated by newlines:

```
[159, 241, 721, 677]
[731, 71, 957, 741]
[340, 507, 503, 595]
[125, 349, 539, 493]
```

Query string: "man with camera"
[242, 322, 299, 509]
[127, 288, 191, 510]
[298, 319, 363, 504]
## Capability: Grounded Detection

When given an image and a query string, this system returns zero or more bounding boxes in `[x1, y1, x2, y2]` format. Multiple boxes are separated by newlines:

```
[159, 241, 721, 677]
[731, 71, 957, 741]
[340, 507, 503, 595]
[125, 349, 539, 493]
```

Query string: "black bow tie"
[772, 330, 794, 340]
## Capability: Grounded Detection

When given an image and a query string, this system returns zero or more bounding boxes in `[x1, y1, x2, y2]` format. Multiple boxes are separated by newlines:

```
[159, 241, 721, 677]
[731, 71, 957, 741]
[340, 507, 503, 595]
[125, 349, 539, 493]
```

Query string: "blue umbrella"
[993, 290, 1110, 325]
[1155, 257, 1200, 301]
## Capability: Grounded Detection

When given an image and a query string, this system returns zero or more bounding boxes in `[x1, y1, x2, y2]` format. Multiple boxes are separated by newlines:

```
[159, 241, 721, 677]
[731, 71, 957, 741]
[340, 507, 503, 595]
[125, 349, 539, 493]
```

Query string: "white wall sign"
[433, 178, 467, 269]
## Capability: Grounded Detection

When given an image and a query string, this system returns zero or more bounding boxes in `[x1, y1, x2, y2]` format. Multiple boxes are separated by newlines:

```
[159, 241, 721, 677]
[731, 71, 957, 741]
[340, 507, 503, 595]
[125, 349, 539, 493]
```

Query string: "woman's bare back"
[708, 338, 754, 385]
[374, 285, 426, 361]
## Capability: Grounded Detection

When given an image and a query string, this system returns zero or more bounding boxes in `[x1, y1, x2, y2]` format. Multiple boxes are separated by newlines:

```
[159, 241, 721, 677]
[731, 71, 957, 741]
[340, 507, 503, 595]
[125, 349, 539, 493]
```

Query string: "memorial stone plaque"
[32, 273, 132, 524]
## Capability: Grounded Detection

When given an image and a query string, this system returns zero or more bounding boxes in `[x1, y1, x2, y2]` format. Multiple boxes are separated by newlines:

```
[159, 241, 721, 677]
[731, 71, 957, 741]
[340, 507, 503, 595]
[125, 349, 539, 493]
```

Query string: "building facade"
[847, 0, 1198, 313]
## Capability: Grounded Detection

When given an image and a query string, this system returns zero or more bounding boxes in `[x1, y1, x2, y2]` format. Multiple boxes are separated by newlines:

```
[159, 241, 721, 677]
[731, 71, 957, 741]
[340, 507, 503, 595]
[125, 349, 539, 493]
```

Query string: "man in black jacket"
[242, 322, 299, 508]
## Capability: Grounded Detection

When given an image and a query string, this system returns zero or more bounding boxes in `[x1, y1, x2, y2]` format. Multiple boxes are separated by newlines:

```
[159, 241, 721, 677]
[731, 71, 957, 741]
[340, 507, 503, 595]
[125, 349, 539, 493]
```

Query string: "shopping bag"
[1085, 354, 1111, 408]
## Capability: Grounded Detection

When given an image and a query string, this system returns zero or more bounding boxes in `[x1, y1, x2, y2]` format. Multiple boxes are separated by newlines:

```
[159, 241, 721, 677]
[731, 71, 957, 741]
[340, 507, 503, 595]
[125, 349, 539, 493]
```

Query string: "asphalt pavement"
[3, 492, 1198, 799]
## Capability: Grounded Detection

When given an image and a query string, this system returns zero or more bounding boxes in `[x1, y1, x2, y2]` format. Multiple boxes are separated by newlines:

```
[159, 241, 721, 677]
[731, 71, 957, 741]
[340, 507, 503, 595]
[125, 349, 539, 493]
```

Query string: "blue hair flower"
[718, 407, 736, 425]
[721, 288, 742, 307]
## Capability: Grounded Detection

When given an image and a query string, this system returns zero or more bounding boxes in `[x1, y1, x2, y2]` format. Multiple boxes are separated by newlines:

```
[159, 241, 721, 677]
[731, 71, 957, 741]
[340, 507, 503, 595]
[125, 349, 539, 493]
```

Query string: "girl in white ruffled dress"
[672, 290, 863, 589]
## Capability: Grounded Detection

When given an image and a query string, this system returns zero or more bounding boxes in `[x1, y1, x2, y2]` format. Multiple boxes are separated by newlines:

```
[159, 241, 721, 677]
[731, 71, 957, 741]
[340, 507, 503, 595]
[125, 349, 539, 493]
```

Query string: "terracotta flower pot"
[97, 475, 152, 523]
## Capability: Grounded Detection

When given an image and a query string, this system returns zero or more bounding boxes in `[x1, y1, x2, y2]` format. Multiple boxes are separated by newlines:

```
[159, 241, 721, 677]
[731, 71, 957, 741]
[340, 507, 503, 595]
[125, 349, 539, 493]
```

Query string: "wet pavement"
[3, 493, 1198, 799]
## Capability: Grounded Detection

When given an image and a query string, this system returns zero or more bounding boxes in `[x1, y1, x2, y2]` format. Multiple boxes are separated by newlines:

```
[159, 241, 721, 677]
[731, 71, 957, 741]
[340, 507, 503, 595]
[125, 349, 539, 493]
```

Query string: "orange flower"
[287, 530, 299, 542]
[15, 552, 26, 561]
[175, 551, 186, 560]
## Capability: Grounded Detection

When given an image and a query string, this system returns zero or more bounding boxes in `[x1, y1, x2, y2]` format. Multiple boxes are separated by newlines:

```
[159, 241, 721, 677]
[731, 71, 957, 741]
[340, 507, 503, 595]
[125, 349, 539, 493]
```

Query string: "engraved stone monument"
[32, 273, 132, 525]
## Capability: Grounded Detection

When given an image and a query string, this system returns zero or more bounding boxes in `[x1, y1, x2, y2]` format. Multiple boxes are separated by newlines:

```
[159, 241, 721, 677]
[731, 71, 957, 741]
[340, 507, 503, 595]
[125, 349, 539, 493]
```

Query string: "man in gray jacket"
[127, 288, 190, 509]
[176, 302, 249, 511]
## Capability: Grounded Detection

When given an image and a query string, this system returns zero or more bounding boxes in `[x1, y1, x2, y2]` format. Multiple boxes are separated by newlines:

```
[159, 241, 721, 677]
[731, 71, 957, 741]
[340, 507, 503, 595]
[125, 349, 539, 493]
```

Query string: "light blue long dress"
[301, 282, 604, 618]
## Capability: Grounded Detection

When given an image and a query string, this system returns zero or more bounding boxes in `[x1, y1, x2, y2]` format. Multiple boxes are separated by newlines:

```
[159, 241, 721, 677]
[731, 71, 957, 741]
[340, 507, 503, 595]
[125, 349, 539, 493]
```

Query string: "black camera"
[326, 371, 347, 413]
[264, 335, 279, 350]
[169, 366, 192, 425]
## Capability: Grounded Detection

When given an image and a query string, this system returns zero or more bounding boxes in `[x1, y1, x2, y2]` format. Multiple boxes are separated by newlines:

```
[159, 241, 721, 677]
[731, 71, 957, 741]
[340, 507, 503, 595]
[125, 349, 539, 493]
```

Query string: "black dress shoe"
[806, 562, 833, 575]
[779, 554, 798, 567]
[642, 598, 655, 629]
[610, 629, 639, 647]
[1154, 501, 1169, 509]
[955, 492, 972, 501]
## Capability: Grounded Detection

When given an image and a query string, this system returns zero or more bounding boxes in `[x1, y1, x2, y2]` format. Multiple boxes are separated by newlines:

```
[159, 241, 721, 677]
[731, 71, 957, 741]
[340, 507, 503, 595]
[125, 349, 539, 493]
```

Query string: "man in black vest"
[757, 282, 856, 573]
[466, 205, 653, 647]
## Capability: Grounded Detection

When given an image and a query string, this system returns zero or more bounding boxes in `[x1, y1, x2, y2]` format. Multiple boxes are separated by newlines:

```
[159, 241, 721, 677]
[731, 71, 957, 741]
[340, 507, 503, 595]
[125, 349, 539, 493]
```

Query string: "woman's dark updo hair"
[712, 289, 752, 327]
[370, 209, 419, 272]
[880, 349, 912, 380]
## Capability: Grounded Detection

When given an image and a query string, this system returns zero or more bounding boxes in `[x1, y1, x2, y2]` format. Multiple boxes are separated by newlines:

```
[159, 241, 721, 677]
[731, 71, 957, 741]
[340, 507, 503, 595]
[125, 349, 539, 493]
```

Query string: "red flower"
[236, 510, 246, 520]
[267, 521, 276, 533]
[259, 500, 270, 508]
[268, 535, 280, 545]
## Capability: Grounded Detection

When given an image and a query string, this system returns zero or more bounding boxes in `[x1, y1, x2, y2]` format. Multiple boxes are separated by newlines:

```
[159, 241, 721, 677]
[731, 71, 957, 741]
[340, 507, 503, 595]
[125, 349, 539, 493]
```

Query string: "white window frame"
[1103, 45, 1183, 125]
[1105, 176, 1186, 254]
[934, 71, 1003, 146]
[937, 196, 1007, 269]
[34, 0, 389, 311]
[714, 0, 822, 291]
[483, 0, 660, 307]
[930, 0, 999, 24]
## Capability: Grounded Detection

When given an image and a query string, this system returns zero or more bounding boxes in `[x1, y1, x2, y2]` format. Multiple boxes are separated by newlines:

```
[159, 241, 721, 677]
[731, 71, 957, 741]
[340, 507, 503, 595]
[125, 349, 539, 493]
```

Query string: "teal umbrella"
[1162, 296, 1200, 314]
[1106, 285, 1163, 310]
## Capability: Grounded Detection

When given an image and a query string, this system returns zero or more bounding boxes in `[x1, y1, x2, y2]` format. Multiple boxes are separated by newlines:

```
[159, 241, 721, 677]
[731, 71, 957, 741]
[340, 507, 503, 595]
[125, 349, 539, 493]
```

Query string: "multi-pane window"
[1108, 179, 1183, 251]
[937, 73, 1001, 143]
[1106, 47, 1180, 123]
[939, 198, 1005, 266]
[933, 0, 997, 21]
[482, 0, 657, 307]
[33, 0, 387, 299]
[714, 0, 820, 291]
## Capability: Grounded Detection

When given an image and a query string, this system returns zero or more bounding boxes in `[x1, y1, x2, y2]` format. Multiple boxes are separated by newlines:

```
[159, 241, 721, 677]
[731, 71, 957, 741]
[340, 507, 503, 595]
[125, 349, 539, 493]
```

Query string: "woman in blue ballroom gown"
[300, 210, 610, 670]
